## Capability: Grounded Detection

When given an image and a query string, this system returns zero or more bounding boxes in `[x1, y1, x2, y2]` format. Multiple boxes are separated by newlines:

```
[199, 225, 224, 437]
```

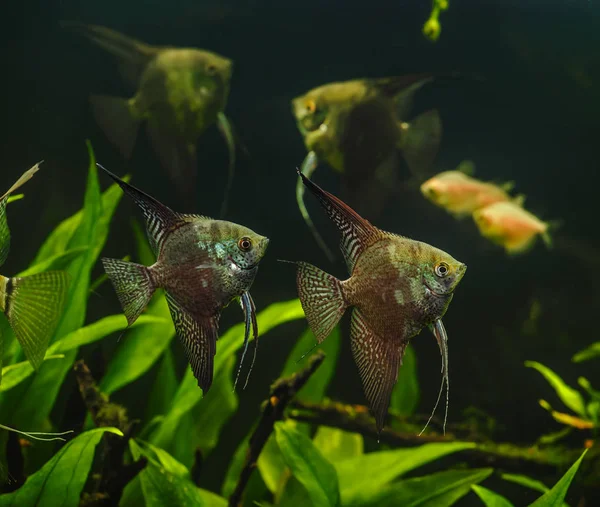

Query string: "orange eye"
[238, 237, 252, 251]
[305, 99, 316, 113]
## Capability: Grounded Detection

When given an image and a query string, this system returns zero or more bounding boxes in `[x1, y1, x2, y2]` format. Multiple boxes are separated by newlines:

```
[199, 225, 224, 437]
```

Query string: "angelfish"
[63, 22, 237, 216]
[0, 164, 69, 379]
[292, 75, 443, 261]
[97, 164, 269, 392]
[292, 170, 467, 433]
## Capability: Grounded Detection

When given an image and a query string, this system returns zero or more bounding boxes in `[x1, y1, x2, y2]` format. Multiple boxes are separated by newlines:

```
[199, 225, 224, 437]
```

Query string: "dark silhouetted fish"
[292, 169, 466, 433]
[63, 22, 237, 216]
[0, 163, 69, 379]
[97, 164, 269, 392]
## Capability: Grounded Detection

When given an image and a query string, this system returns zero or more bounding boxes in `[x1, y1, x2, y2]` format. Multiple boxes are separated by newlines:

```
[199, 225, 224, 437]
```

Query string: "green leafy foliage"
[471, 484, 514, 507]
[0, 428, 122, 506]
[572, 342, 600, 363]
[391, 344, 419, 416]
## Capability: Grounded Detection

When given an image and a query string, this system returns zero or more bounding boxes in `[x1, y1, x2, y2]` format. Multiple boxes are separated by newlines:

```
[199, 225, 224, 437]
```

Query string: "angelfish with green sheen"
[97, 164, 269, 392]
[293, 170, 466, 434]
[63, 22, 237, 216]
[0, 163, 70, 379]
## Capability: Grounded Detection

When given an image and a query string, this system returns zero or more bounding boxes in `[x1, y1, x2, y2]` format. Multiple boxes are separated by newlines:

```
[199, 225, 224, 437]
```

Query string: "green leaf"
[0, 142, 123, 433]
[471, 484, 514, 507]
[0, 355, 64, 393]
[100, 294, 174, 394]
[391, 344, 419, 416]
[275, 421, 340, 507]
[572, 342, 600, 363]
[501, 473, 552, 494]
[529, 449, 587, 506]
[312, 426, 363, 463]
[149, 299, 305, 451]
[335, 442, 475, 504]
[0, 427, 122, 506]
[146, 347, 178, 423]
[128, 439, 226, 507]
[257, 434, 288, 494]
[280, 325, 341, 403]
[525, 361, 587, 417]
[16, 247, 89, 278]
[348, 468, 493, 507]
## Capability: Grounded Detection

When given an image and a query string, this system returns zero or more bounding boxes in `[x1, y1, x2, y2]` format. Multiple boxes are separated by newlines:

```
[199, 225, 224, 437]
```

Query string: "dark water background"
[2, 0, 599, 499]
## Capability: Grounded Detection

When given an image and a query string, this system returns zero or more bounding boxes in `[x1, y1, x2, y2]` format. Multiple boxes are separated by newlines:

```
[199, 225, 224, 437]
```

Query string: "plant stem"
[228, 351, 326, 507]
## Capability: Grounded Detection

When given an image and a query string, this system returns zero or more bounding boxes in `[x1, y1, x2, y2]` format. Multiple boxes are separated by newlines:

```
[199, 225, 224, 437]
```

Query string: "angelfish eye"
[305, 99, 317, 114]
[206, 63, 217, 76]
[238, 237, 253, 251]
[435, 262, 450, 277]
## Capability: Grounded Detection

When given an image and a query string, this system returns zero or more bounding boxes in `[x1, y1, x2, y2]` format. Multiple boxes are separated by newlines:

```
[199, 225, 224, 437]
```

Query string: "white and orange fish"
[472, 201, 556, 254]
[420, 161, 516, 217]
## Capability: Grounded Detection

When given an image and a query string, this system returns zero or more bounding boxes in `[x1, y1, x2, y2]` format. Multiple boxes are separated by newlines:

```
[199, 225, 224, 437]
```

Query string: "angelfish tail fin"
[296, 262, 347, 344]
[101, 258, 155, 325]
[1, 271, 70, 370]
[90, 94, 140, 160]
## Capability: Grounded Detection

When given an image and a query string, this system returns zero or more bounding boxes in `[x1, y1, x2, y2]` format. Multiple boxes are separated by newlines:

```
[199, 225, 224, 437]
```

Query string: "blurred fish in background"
[62, 22, 237, 216]
[291, 75, 442, 261]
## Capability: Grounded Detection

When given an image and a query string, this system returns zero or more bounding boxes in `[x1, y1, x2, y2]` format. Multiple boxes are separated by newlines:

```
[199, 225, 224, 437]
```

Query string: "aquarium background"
[1, 0, 599, 504]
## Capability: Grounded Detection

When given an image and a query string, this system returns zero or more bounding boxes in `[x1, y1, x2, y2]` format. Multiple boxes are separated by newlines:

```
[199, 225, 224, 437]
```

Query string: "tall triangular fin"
[350, 308, 404, 433]
[96, 163, 186, 255]
[297, 169, 383, 271]
[165, 292, 219, 392]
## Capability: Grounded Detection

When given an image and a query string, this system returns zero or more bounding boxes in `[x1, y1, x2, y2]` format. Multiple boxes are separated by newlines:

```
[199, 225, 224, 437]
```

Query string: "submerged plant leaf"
[100, 294, 174, 394]
[529, 449, 588, 506]
[347, 468, 493, 507]
[525, 361, 587, 417]
[0, 355, 64, 393]
[275, 421, 340, 507]
[128, 439, 226, 507]
[149, 299, 305, 451]
[313, 426, 364, 463]
[572, 342, 600, 363]
[391, 344, 419, 416]
[335, 442, 475, 504]
[0, 427, 122, 506]
[471, 484, 514, 507]
[146, 347, 178, 423]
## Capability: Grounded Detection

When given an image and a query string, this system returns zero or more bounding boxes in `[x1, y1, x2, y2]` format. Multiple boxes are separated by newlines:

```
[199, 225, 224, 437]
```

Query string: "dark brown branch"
[74, 360, 147, 506]
[228, 351, 326, 507]
[287, 399, 600, 476]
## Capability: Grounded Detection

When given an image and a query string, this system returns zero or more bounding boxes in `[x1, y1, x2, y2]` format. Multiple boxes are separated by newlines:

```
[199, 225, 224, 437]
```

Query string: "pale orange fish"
[420, 161, 516, 217]
[472, 201, 555, 254]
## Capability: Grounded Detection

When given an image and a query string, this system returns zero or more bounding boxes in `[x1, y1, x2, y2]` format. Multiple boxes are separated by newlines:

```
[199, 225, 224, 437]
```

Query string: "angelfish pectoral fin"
[419, 318, 450, 436]
[234, 291, 258, 391]
[296, 152, 335, 263]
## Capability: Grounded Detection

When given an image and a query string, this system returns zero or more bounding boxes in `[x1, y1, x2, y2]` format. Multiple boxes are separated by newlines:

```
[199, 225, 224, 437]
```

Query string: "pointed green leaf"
[275, 421, 340, 507]
[100, 294, 174, 394]
[572, 342, 600, 363]
[257, 434, 288, 494]
[335, 442, 475, 504]
[146, 347, 178, 422]
[313, 426, 363, 463]
[391, 344, 419, 416]
[150, 299, 305, 450]
[529, 449, 587, 506]
[525, 361, 587, 417]
[16, 247, 89, 278]
[471, 484, 514, 507]
[0, 427, 122, 506]
[348, 468, 493, 507]
[129, 439, 226, 507]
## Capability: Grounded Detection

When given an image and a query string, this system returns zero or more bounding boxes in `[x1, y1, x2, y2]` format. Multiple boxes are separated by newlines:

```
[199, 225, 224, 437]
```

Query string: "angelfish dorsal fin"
[297, 169, 383, 271]
[96, 163, 187, 255]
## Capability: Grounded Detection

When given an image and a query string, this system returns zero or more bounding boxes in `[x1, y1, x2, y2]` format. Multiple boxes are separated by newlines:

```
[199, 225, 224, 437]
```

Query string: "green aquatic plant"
[423, 0, 449, 42]
[0, 141, 595, 505]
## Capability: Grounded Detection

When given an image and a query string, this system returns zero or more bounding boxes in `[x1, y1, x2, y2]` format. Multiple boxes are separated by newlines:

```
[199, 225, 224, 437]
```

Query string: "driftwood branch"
[228, 351, 326, 507]
[74, 360, 147, 507]
[287, 399, 600, 477]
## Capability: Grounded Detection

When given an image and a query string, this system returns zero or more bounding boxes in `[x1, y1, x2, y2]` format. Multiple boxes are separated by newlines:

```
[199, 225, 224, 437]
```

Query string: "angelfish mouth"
[424, 280, 450, 299]
[228, 256, 257, 271]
